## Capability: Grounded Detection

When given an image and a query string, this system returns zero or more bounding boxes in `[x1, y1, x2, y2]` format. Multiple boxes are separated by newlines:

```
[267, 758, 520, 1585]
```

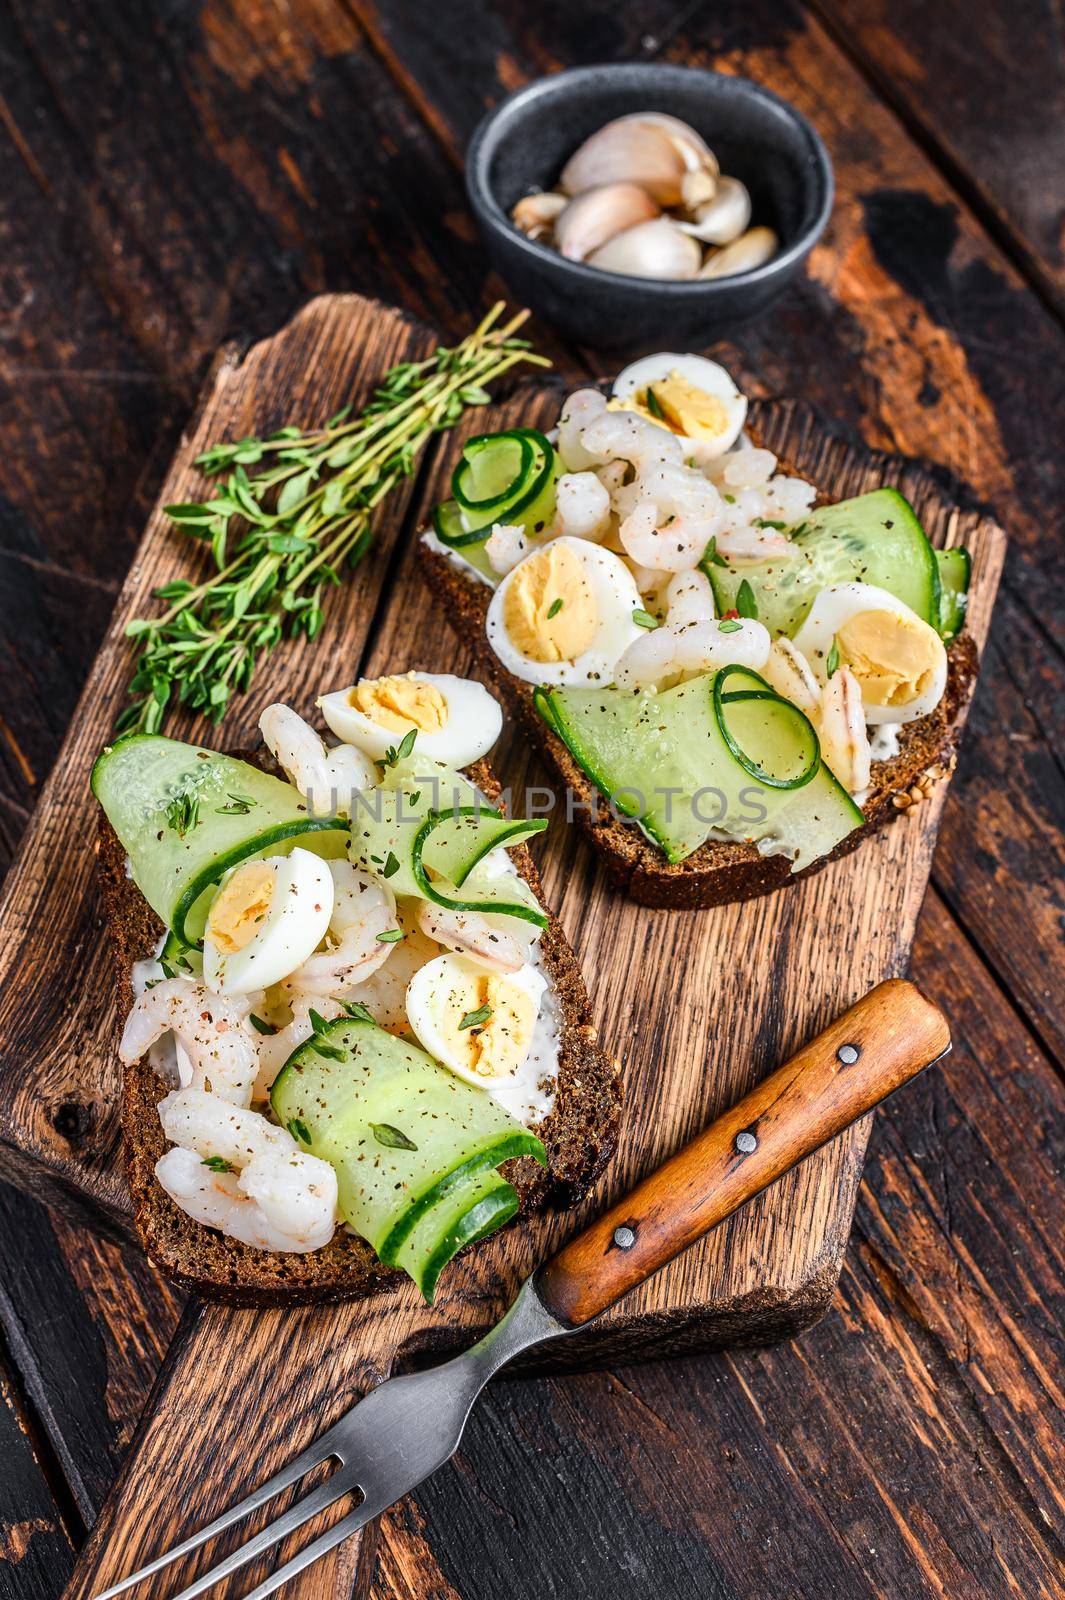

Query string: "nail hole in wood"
[837, 1043, 860, 1066]
[50, 1100, 96, 1143]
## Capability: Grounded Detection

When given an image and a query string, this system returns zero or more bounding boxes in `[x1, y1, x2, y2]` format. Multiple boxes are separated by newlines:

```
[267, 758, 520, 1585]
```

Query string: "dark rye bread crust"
[97, 757, 621, 1306]
[419, 436, 980, 908]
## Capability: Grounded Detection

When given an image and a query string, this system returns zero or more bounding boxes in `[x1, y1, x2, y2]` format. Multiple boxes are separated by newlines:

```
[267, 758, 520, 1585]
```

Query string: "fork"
[92, 979, 949, 1600]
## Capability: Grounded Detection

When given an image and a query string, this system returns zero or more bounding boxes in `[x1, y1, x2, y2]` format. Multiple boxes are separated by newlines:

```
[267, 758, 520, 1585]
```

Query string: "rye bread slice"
[418, 436, 980, 908]
[97, 756, 621, 1306]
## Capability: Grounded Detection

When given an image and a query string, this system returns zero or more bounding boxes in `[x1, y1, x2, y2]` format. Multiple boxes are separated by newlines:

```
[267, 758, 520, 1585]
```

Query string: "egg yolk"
[206, 862, 275, 955]
[350, 674, 448, 734]
[503, 543, 597, 663]
[836, 610, 941, 708]
[443, 969, 537, 1081]
[615, 373, 730, 442]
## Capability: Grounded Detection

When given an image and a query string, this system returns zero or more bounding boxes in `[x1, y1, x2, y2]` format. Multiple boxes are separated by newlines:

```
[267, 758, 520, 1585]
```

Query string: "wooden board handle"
[536, 979, 949, 1328]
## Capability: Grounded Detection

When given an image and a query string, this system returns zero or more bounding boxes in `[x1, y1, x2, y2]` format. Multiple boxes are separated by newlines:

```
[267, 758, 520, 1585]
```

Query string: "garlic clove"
[587, 216, 702, 280]
[511, 191, 568, 241]
[560, 114, 718, 208]
[697, 225, 779, 279]
[680, 168, 719, 213]
[680, 176, 752, 246]
[554, 182, 660, 262]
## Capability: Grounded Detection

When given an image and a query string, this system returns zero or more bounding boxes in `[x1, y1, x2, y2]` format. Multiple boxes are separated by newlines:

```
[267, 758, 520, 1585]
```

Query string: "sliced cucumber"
[433, 428, 560, 570]
[536, 671, 862, 869]
[936, 546, 970, 641]
[431, 501, 499, 581]
[91, 734, 348, 943]
[271, 1018, 544, 1299]
[394, 1168, 518, 1301]
[348, 785, 547, 926]
[347, 757, 547, 926]
[452, 429, 534, 517]
[707, 489, 941, 636]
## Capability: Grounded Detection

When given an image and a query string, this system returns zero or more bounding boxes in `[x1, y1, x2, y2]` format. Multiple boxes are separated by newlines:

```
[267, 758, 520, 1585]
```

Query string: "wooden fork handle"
[537, 978, 949, 1328]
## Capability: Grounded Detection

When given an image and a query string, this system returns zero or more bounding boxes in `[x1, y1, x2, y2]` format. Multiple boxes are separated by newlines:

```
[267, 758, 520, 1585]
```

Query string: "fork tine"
[239, 1496, 382, 1600]
[162, 1471, 358, 1600]
[92, 1428, 344, 1600]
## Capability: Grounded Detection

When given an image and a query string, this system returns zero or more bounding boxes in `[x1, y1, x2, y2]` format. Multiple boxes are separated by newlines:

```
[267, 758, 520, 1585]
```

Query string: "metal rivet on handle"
[613, 1225, 636, 1250]
[837, 1043, 860, 1065]
[735, 1130, 757, 1155]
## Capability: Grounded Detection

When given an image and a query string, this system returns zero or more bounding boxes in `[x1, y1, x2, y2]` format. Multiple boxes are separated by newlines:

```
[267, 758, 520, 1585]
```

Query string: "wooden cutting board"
[0, 296, 1003, 1599]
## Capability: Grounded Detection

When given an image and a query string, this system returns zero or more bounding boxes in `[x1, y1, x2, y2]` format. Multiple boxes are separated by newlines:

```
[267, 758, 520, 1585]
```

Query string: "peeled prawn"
[415, 901, 525, 974]
[619, 461, 722, 572]
[715, 522, 794, 562]
[557, 388, 608, 471]
[259, 704, 374, 816]
[761, 637, 821, 716]
[485, 523, 529, 575]
[286, 861, 398, 998]
[554, 471, 611, 541]
[614, 616, 771, 691]
[156, 1088, 337, 1252]
[580, 409, 684, 477]
[817, 667, 871, 796]
[665, 568, 715, 626]
[120, 978, 258, 1106]
[252, 995, 346, 1100]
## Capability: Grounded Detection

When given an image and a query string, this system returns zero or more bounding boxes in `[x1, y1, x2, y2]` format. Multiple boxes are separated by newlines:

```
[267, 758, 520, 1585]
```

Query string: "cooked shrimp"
[817, 667, 871, 796]
[554, 471, 611, 541]
[665, 568, 716, 626]
[252, 995, 346, 1100]
[557, 388, 608, 471]
[580, 409, 684, 477]
[619, 461, 722, 572]
[156, 1088, 337, 1253]
[614, 616, 771, 691]
[719, 447, 777, 489]
[485, 523, 529, 575]
[259, 704, 374, 816]
[762, 474, 817, 523]
[339, 915, 443, 1032]
[715, 521, 794, 562]
[120, 978, 258, 1106]
[285, 861, 398, 998]
[415, 901, 525, 974]
[761, 637, 821, 716]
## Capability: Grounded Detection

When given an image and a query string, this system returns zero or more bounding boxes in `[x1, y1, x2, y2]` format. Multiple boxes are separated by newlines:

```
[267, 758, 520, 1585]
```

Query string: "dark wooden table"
[0, 4, 1061, 1597]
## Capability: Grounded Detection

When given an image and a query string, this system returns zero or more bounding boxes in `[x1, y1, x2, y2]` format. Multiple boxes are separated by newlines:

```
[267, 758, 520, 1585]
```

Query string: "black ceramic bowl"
[466, 64, 833, 350]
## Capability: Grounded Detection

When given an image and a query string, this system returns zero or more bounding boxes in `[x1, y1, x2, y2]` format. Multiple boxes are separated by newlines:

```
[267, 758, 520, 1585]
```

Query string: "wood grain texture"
[539, 981, 950, 1325]
[353, 0, 1065, 1066]
[0, 293, 1003, 1368]
[0, 1, 1059, 1596]
[808, 0, 1065, 317]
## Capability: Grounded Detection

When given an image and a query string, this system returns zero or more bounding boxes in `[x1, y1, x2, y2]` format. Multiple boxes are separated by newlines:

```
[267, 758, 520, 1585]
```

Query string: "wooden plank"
[807, 0, 1065, 318]
[387, 891, 1064, 1600]
[352, 0, 1065, 1076]
[0, 1356, 75, 1600]
[0, 1181, 182, 1523]
[0, 294, 1002, 1350]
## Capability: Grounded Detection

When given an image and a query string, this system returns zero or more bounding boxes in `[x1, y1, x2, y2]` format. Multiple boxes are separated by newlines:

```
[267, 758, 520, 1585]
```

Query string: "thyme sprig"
[121, 305, 549, 734]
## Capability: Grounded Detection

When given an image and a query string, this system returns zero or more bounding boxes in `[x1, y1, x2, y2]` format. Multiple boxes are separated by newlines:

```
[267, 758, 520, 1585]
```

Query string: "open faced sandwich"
[421, 353, 978, 907]
[93, 671, 619, 1304]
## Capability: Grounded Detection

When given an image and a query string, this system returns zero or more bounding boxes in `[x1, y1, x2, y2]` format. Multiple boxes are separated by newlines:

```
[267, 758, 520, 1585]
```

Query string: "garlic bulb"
[554, 183, 660, 262]
[587, 217, 702, 280]
[680, 176, 752, 246]
[697, 226, 779, 279]
[511, 191, 568, 240]
[561, 113, 718, 208]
